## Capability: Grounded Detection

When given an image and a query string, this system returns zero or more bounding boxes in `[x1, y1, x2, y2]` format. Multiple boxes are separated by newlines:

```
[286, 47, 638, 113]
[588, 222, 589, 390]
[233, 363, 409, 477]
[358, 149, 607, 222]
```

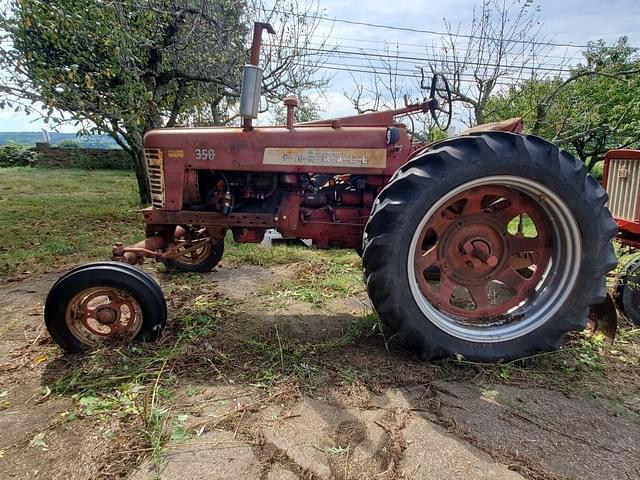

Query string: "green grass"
[223, 238, 314, 267]
[506, 214, 537, 238]
[0, 167, 142, 279]
[0, 167, 352, 279]
[259, 249, 364, 306]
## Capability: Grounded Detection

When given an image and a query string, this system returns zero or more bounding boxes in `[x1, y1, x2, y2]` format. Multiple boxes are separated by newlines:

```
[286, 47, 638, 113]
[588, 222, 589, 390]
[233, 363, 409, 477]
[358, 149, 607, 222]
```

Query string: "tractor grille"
[144, 148, 165, 209]
[607, 157, 640, 222]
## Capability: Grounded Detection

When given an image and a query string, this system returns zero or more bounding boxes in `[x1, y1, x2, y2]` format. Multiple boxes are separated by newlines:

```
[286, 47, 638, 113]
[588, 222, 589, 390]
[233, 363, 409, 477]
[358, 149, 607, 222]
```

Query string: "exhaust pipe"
[240, 22, 275, 131]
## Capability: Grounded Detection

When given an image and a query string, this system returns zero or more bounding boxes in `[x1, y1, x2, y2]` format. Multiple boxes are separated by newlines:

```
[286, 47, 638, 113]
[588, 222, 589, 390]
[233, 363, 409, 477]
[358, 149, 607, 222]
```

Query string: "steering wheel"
[428, 73, 452, 131]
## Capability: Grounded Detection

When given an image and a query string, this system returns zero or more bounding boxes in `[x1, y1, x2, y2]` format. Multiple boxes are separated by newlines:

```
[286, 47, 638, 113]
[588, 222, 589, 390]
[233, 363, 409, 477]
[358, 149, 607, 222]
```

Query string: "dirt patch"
[0, 268, 145, 479]
[213, 264, 296, 301]
[0, 261, 638, 480]
[0, 273, 57, 364]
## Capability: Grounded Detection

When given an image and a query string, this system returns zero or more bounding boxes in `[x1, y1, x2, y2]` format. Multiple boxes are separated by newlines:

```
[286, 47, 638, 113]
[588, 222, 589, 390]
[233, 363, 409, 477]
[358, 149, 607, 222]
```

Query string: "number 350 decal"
[195, 148, 215, 160]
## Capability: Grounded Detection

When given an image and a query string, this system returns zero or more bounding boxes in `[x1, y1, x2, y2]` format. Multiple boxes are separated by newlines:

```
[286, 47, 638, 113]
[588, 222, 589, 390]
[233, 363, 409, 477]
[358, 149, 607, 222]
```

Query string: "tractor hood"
[143, 124, 410, 176]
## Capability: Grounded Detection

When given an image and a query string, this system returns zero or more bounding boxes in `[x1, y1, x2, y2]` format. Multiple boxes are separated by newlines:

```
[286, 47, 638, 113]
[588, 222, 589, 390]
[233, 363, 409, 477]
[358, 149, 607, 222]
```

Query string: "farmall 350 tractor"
[44, 23, 618, 361]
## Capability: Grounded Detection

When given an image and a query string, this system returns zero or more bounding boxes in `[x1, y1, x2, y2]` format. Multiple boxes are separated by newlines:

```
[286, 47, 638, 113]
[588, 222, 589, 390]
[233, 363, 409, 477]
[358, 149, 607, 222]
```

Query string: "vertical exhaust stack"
[240, 22, 275, 131]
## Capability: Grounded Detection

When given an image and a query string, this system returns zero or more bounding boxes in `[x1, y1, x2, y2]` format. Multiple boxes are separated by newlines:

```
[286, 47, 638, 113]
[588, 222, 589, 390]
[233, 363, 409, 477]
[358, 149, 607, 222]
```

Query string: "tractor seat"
[462, 117, 524, 135]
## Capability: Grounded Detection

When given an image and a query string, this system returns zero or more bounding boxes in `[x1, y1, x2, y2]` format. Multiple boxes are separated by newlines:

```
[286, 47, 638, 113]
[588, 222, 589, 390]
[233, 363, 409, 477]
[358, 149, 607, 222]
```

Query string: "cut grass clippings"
[259, 250, 364, 306]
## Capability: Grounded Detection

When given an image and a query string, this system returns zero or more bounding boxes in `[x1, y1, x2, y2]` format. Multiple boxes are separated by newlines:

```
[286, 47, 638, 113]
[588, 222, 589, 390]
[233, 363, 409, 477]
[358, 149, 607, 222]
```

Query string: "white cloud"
[2, 0, 639, 131]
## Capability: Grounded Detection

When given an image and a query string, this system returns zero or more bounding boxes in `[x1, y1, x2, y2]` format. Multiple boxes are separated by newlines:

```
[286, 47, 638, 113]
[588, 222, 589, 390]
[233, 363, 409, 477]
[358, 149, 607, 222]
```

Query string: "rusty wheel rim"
[65, 287, 143, 346]
[408, 176, 581, 343]
[175, 242, 212, 265]
[174, 226, 212, 265]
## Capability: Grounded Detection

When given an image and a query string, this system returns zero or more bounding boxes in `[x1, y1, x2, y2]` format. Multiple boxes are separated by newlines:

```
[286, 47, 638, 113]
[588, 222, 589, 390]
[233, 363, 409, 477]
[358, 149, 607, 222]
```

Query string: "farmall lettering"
[263, 147, 386, 168]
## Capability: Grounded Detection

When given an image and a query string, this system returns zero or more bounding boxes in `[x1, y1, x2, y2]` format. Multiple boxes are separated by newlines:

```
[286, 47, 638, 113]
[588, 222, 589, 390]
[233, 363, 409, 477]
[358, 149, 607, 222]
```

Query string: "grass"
[223, 237, 314, 267]
[0, 168, 343, 280]
[49, 282, 231, 469]
[0, 167, 142, 279]
[242, 313, 383, 386]
[259, 250, 364, 306]
[3, 167, 639, 475]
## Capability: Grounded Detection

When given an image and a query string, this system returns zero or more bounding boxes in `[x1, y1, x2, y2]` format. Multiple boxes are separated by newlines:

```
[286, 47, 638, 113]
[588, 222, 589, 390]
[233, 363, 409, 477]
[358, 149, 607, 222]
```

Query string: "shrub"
[590, 161, 604, 182]
[0, 142, 38, 167]
[55, 139, 82, 149]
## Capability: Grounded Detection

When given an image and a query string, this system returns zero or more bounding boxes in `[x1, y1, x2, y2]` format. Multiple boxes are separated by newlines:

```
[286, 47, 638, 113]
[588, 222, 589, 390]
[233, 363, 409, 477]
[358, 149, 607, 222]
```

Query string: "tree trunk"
[474, 105, 484, 125]
[132, 147, 151, 205]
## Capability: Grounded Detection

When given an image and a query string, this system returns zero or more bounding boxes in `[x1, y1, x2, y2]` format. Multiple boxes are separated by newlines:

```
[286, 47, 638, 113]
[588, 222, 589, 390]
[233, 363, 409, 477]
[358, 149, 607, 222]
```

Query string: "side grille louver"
[144, 148, 165, 209]
[607, 157, 640, 222]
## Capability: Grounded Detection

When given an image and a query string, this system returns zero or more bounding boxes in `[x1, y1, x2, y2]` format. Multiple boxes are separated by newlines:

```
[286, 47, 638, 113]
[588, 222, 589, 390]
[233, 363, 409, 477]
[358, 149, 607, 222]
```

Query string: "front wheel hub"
[65, 287, 143, 346]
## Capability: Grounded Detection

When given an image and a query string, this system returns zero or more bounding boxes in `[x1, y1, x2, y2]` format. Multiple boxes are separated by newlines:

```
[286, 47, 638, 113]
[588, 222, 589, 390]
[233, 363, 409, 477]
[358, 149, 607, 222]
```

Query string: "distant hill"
[0, 132, 121, 149]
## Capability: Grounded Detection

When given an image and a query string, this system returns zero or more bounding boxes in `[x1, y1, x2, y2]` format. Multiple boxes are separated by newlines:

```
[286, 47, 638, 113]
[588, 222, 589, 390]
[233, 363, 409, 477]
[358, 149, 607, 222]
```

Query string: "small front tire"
[45, 262, 167, 353]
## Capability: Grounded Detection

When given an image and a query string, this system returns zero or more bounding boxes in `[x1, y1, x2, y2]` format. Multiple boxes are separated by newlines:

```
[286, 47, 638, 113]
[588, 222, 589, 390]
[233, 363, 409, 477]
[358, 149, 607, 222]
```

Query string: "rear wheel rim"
[65, 287, 143, 346]
[407, 175, 581, 343]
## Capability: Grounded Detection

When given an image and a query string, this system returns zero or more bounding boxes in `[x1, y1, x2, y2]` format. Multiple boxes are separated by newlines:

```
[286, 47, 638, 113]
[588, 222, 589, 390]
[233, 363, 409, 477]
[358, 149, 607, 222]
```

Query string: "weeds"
[243, 313, 382, 387]
[260, 251, 364, 306]
[48, 284, 235, 471]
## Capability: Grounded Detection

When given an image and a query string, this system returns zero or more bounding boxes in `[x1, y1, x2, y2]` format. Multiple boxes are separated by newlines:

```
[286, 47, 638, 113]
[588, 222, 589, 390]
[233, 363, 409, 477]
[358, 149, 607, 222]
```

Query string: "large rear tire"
[45, 262, 167, 353]
[363, 132, 617, 361]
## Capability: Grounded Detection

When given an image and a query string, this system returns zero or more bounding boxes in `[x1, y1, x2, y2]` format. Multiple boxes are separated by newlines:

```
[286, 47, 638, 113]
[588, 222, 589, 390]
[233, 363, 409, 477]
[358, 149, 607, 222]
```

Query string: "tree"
[0, 0, 330, 203]
[429, 0, 557, 126]
[345, 42, 445, 142]
[271, 94, 321, 124]
[485, 37, 640, 170]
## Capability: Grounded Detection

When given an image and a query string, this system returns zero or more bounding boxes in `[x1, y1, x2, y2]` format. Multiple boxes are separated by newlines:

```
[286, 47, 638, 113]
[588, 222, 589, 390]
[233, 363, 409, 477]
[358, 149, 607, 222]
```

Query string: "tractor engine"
[180, 169, 381, 248]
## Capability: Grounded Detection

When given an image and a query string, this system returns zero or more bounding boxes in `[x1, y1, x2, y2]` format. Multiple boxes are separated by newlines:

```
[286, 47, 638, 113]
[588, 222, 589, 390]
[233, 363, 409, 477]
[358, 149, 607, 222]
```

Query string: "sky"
[1, 0, 639, 133]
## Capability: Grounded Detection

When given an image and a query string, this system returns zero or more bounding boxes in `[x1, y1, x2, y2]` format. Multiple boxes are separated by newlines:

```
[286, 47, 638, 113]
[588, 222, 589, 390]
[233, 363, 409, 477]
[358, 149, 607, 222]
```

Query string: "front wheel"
[45, 262, 167, 353]
[363, 132, 617, 361]
[162, 226, 224, 273]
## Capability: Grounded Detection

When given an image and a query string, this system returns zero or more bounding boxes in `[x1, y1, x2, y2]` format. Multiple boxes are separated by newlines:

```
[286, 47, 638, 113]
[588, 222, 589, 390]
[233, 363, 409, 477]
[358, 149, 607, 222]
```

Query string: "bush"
[55, 139, 82, 149]
[0, 142, 38, 167]
[591, 161, 604, 182]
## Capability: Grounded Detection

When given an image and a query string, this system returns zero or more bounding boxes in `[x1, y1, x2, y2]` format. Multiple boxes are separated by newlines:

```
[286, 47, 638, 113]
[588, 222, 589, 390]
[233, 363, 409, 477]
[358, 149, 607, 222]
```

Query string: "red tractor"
[44, 23, 617, 361]
[603, 149, 640, 325]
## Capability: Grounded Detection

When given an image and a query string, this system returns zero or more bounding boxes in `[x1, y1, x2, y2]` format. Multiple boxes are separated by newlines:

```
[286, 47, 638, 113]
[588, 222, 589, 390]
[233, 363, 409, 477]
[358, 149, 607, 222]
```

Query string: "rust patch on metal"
[414, 186, 552, 319]
[263, 147, 386, 168]
[65, 287, 143, 346]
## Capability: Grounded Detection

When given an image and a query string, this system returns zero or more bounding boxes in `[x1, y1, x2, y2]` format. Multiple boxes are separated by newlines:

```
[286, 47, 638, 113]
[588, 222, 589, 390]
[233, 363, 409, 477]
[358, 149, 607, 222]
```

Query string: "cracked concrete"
[132, 392, 526, 480]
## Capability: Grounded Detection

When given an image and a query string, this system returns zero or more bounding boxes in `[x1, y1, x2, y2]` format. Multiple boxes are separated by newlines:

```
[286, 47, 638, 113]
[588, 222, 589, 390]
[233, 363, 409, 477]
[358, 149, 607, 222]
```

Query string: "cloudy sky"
[1, 0, 639, 132]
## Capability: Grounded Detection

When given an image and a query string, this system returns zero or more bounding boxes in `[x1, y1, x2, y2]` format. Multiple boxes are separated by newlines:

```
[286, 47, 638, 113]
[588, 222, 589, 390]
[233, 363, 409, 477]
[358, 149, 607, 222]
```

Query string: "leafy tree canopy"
[0, 0, 329, 202]
[485, 37, 640, 170]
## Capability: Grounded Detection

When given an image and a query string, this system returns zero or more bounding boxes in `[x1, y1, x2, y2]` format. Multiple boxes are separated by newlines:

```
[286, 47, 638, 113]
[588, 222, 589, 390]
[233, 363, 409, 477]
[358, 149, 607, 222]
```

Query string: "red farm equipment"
[44, 23, 618, 361]
[603, 149, 640, 325]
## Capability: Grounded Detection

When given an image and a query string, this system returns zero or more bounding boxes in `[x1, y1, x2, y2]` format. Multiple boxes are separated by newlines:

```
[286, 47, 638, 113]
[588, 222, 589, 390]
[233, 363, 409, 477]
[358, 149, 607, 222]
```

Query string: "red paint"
[413, 186, 551, 318]
[138, 102, 527, 255]
[603, 149, 640, 247]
